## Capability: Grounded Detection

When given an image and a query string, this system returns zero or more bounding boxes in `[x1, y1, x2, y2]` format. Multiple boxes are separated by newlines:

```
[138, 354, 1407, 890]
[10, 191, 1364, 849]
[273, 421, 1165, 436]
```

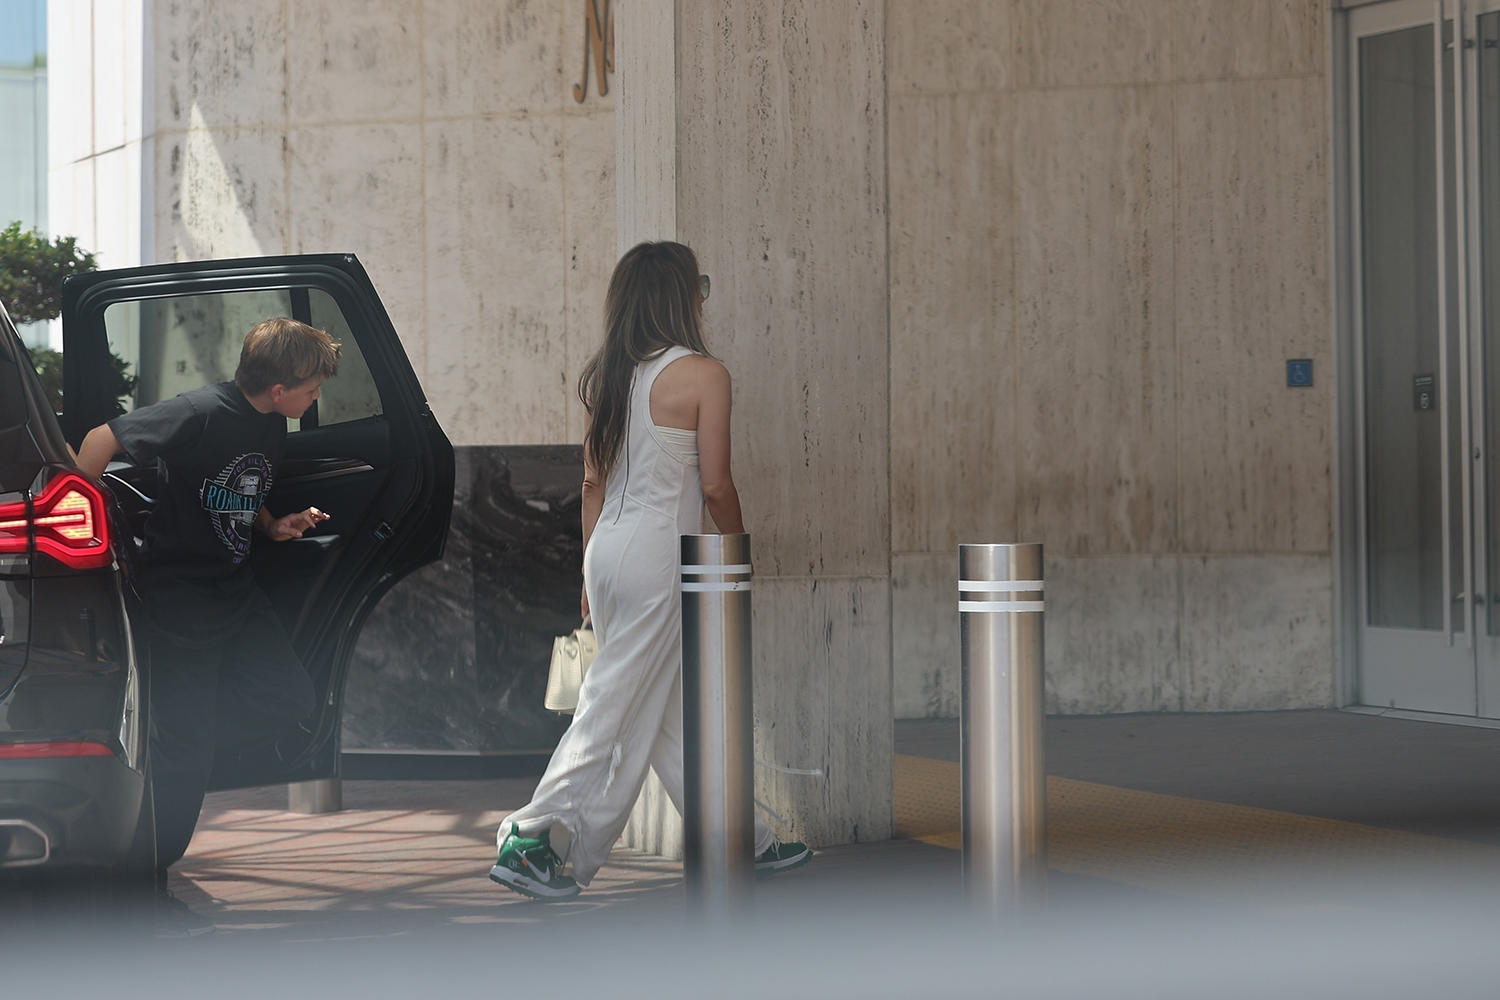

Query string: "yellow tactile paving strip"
[894, 754, 1500, 901]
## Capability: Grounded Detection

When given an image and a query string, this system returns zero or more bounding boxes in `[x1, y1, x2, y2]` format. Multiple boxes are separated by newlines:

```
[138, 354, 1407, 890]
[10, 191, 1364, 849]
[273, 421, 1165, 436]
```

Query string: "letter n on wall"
[575, 0, 615, 102]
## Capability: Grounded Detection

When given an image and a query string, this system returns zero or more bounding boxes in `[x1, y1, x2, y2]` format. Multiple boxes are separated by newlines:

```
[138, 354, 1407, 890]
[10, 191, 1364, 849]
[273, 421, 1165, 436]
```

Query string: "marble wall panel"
[1176, 77, 1331, 554]
[159, 127, 288, 261]
[1175, 0, 1324, 82]
[1045, 553, 1183, 715]
[342, 445, 580, 751]
[287, 0, 422, 125]
[154, 0, 286, 131]
[892, 551, 959, 719]
[563, 111, 615, 442]
[469, 447, 584, 749]
[1013, 0, 1173, 89]
[423, 0, 566, 117]
[1180, 554, 1335, 710]
[889, 91, 1015, 554]
[886, 0, 1011, 95]
[676, 0, 889, 579]
[342, 448, 480, 749]
[288, 123, 424, 370]
[1014, 85, 1178, 557]
[751, 576, 894, 847]
[424, 116, 567, 446]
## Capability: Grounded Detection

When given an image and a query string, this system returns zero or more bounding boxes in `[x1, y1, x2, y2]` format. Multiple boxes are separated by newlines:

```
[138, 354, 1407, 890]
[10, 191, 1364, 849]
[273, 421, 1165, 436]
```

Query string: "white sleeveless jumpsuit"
[499, 345, 774, 886]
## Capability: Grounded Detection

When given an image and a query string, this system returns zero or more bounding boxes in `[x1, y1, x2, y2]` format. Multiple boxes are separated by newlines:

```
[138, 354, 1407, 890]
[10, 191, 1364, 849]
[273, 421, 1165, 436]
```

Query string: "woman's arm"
[697, 360, 745, 535]
[579, 426, 605, 619]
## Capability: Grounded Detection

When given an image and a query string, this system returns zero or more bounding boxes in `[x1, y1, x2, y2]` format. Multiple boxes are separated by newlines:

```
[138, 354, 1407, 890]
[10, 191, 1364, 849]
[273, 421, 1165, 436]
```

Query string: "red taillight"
[0, 741, 114, 759]
[0, 472, 111, 569]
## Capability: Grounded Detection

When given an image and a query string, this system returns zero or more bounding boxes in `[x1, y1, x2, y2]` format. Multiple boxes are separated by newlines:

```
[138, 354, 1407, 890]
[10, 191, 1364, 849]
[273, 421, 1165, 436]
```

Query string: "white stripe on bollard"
[958, 600, 1045, 613]
[958, 580, 1044, 592]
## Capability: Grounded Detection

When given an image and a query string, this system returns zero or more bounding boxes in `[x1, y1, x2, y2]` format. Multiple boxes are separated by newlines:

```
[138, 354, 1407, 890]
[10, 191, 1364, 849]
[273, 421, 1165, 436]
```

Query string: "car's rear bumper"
[0, 756, 144, 868]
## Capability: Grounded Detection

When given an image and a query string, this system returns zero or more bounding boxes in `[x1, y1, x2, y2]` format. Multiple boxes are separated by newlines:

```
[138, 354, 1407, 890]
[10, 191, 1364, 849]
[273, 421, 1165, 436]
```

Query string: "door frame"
[60, 253, 456, 786]
[1333, 0, 1500, 719]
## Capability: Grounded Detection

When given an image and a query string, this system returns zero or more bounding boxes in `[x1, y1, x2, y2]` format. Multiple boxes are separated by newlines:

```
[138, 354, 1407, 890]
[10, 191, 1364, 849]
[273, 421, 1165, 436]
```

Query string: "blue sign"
[1286, 359, 1313, 387]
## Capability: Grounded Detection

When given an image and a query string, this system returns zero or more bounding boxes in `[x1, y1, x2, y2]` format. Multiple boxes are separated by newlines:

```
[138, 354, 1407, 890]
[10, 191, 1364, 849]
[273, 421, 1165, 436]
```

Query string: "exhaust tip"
[0, 820, 51, 867]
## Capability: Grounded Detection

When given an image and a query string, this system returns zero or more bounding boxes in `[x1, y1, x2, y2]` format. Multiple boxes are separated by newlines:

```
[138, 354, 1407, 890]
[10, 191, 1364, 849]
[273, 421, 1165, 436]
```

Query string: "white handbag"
[545, 619, 597, 715]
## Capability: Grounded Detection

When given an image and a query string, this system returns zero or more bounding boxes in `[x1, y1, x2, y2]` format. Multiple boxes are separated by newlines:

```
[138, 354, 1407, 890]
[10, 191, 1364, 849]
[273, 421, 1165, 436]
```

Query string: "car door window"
[306, 288, 381, 428]
[103, 287, 382, 432]
[105, 289, 294, 414]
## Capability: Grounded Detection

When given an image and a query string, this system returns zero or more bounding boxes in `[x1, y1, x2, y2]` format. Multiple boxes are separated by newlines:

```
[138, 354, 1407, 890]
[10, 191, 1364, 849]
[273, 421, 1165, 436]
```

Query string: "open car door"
[60, 254, 454, 790]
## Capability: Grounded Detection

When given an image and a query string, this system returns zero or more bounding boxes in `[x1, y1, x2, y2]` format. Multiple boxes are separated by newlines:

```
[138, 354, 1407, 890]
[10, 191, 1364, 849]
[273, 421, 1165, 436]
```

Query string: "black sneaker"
[755, 839, 812, 875]
[153, 889, 215, 939]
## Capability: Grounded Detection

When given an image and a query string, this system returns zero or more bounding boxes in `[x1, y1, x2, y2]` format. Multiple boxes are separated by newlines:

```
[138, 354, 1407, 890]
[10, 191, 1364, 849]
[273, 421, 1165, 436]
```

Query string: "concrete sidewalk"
[167, 778, 976, 940]
[135, 708, 1500, 939]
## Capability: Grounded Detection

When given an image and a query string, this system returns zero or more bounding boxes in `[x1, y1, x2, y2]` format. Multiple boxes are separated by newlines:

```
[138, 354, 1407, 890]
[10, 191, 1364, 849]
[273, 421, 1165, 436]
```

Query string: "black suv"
[0, 254, 454, 871]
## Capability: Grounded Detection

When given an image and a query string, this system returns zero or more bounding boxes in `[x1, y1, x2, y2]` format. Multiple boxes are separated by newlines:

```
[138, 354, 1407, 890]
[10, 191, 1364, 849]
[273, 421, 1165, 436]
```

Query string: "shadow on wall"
[341, 445, 585, 753]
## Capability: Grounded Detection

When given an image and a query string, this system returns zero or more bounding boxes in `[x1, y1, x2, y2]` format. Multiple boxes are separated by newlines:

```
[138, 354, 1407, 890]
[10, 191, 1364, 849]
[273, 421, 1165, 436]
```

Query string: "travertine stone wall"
[622, 0, 894, 854]
[51, 0, 616, 449]
[889, 0, 1334, 717]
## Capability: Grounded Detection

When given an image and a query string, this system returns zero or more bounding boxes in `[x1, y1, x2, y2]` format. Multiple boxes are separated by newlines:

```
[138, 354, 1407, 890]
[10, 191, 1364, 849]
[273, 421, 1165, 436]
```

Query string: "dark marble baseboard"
[341, 445, 583, 753]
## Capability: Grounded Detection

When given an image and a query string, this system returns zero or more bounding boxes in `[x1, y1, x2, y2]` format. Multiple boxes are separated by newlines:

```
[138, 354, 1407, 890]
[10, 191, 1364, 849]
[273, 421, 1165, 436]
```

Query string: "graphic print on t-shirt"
[200, 452, 273, 563]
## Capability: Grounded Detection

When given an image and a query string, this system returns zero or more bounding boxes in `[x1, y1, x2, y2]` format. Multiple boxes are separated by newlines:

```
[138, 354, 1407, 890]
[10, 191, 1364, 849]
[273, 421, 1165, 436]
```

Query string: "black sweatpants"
[147, 585, 316, 869]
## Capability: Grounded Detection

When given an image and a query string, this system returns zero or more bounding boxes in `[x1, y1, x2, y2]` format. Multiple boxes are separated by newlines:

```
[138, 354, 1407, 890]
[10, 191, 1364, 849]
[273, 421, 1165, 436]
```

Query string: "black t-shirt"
[109, 382, 286, 639]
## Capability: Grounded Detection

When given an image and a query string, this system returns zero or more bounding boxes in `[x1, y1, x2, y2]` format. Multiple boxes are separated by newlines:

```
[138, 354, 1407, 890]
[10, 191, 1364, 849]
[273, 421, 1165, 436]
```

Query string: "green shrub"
[0, 221, 96, 325]
[0, 221, 136, 415]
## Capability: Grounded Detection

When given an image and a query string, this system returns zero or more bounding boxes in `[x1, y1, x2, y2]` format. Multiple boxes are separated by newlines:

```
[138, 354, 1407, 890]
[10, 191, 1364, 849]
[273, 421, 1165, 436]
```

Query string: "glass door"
[1352, 0, 1500, 716]
[1470, 2, 1500, 715]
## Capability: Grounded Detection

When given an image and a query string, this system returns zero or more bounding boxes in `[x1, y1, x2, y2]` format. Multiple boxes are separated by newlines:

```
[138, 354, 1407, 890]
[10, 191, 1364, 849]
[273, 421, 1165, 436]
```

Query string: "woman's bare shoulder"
[660, 353, 730, 385]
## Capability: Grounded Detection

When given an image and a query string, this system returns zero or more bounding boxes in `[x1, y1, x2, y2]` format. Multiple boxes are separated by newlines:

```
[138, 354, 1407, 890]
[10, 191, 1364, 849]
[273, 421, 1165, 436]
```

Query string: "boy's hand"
[260, 507, 331, 541]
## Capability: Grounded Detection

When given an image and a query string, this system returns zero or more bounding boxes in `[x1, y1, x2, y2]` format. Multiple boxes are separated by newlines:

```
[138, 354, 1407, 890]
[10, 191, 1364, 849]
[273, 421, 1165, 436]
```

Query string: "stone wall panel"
[752, 576, 894, 847]
[890, 91, 1015, 554]
[287, 0, 423, 125]
[886, 0, 1011, 95]
[1014, 84, 1178, 557]
[1175, 77, 1331, 554]
[161, 126, 288, 261]
[290, 123, 425, 370]
[1044, 553, 1183, 715]
[1181, 554, 1335, 710]
[424, 0, 567, 117]
[155, 0, 286, 132]
[424, 117, 568, 445]
[1014, 0, 1172, 89]
[677, 0, 889, 578]
[1174, 0, 1324, 82]
[563, 111, 616, 442]
[892, 551, 959, 719]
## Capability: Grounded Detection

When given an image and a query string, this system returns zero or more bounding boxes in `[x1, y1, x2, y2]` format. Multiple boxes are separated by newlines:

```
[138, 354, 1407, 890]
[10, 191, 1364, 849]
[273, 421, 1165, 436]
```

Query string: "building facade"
[46, 0, 1486, 850]
[2, 0, 50, 347]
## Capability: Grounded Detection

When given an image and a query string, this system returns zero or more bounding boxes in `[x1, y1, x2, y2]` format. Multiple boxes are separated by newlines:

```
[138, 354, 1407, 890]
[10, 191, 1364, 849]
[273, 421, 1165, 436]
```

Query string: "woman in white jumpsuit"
[490, 242, 811, 899]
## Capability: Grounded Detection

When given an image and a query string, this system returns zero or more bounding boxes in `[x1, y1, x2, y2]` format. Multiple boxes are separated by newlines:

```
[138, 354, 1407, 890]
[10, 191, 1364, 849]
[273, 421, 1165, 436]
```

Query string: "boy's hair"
[234, 317, 342, 395]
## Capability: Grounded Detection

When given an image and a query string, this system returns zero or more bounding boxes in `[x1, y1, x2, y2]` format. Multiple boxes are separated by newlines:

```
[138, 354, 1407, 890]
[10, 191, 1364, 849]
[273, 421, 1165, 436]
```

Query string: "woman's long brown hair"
[580, 241, 711, 484]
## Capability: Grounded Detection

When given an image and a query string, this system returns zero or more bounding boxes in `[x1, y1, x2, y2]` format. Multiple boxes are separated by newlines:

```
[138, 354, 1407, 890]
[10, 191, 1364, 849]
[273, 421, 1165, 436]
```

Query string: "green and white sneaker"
[490, 823, 581, 900]
[755, 838, 812, 875]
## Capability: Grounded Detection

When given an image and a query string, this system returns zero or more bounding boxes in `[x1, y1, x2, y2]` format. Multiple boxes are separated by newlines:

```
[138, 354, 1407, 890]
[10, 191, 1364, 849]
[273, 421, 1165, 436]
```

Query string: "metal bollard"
[680, 533, 755, 914]
[959, 543, 1046, 910]
[288, 777, 342, 814]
